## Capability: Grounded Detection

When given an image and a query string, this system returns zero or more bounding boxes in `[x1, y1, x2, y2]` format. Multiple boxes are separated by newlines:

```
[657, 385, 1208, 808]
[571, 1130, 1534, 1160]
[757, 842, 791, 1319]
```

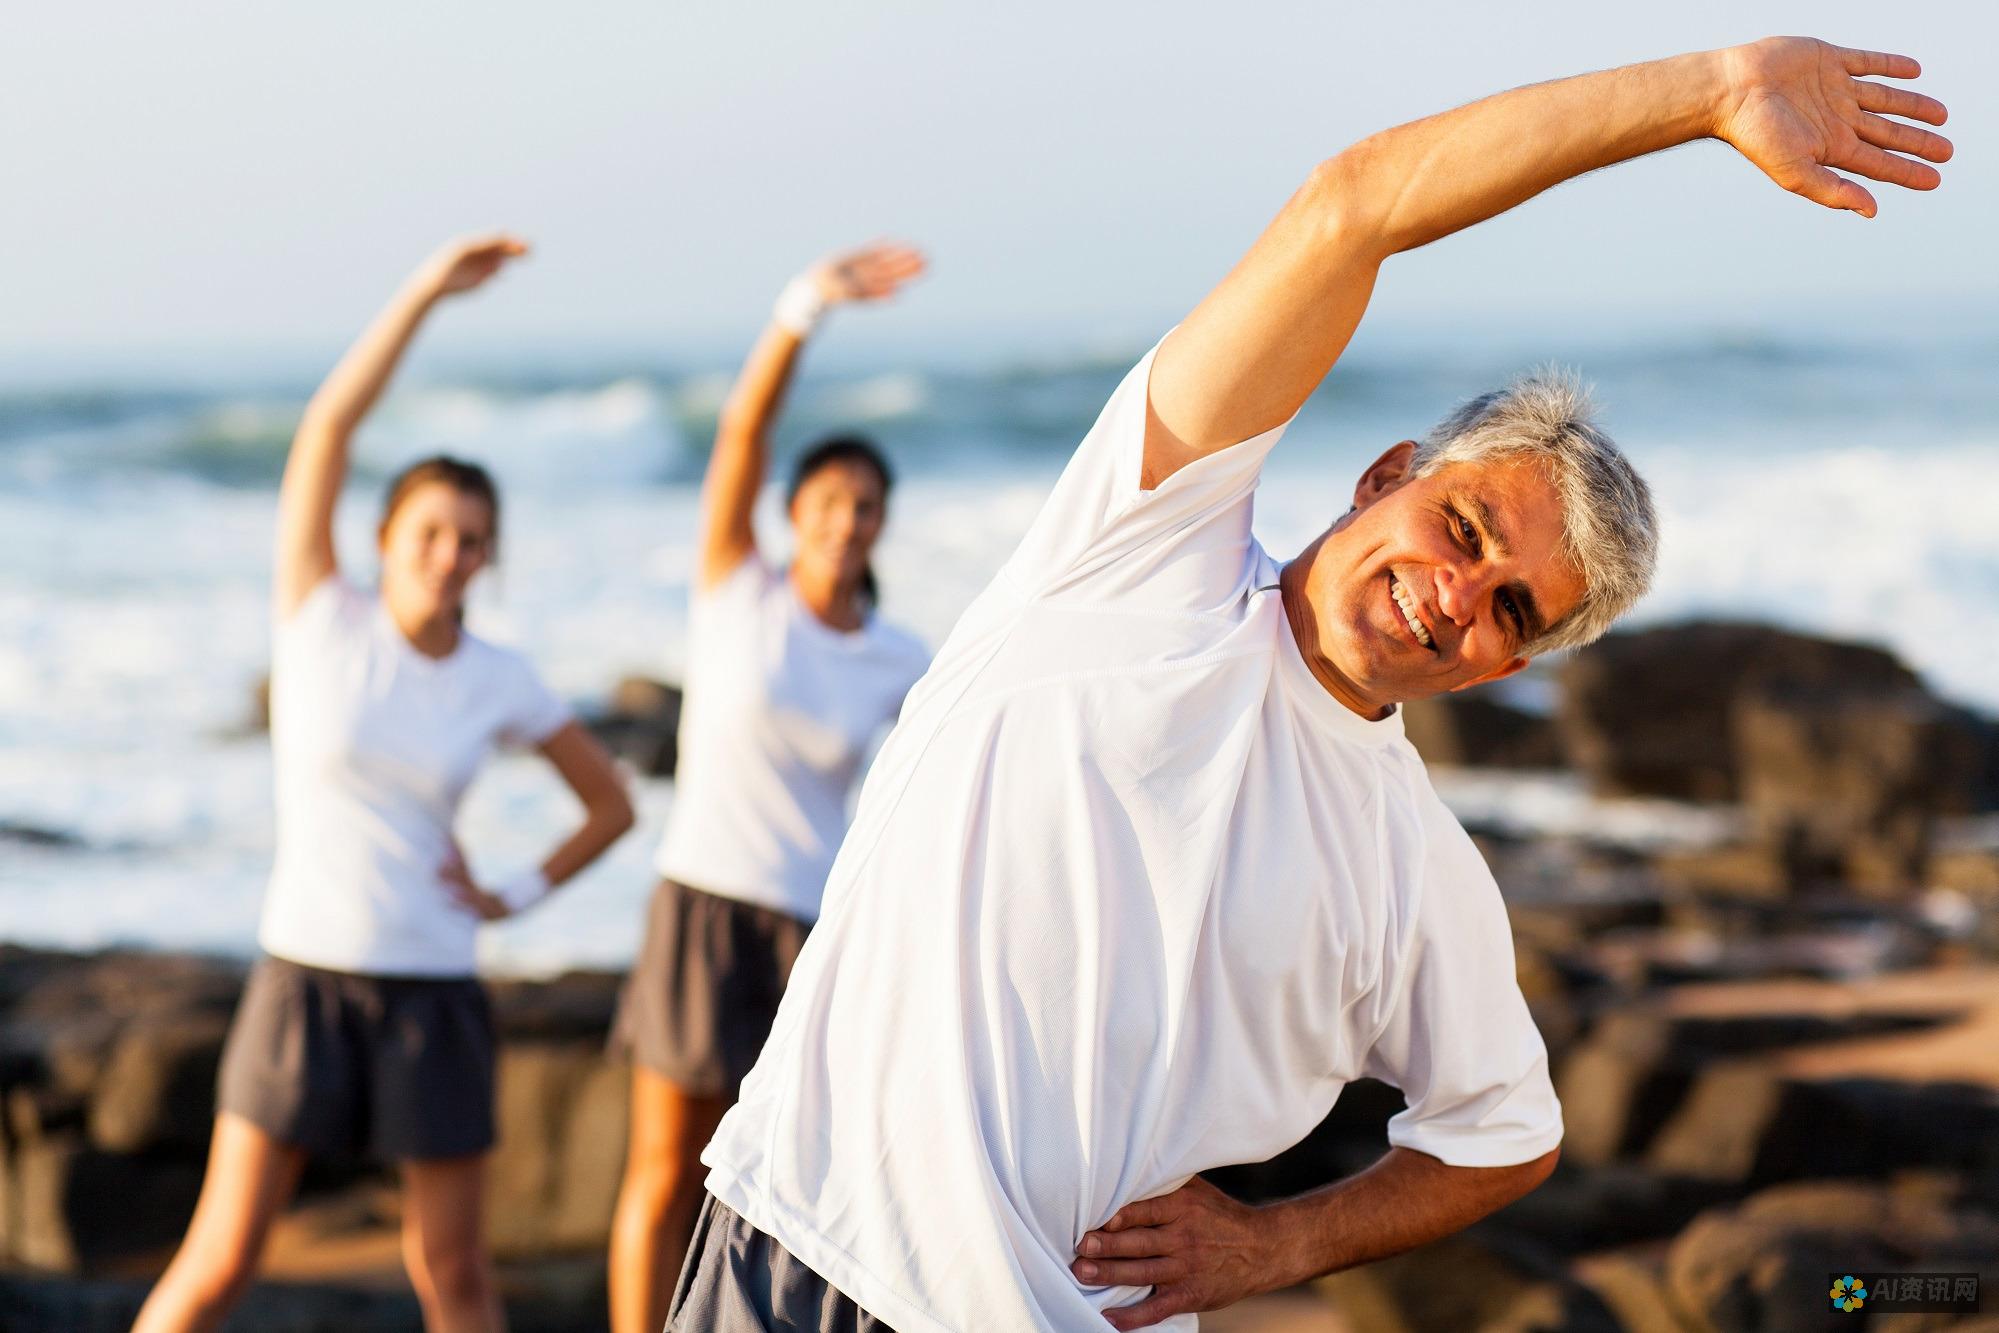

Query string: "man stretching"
[673, 36, 1950, 1331]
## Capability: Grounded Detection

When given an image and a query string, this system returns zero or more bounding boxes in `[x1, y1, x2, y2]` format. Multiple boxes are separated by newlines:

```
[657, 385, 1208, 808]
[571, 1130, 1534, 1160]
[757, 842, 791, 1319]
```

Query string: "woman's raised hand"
[810, 241, 927, 306]
[1715, 37, 1950, 218]
[414, 232, 531, 299]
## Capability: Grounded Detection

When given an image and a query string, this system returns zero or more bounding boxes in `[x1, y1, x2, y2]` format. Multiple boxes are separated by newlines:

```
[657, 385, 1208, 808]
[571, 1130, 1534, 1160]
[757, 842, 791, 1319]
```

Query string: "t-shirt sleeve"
[690, 552, 777, 629]
[272, 574, 370, 662]
[497, 656, 574, 748]
[1361, 809, 1564, 1169]
[997, 335, 1292, 612]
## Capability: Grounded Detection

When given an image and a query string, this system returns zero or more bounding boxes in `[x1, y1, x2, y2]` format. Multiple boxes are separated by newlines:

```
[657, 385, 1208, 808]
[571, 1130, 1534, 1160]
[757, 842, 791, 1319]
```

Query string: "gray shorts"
[668, 1193, 891, 1332]
[216, 955, 496, 1161]
[610, 879, 810, 1098]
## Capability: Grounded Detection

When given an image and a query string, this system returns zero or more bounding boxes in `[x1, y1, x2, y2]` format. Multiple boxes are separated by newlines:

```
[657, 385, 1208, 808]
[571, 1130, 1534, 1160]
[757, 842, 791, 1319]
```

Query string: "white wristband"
[495, 866, 552, 915]
[772, 273, 829, 336]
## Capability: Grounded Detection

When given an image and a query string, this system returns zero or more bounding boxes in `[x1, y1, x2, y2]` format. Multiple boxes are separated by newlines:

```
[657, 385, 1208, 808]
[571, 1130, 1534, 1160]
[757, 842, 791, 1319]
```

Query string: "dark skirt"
[610, 878, 810, 1099]
[216, 955, 497, 1161]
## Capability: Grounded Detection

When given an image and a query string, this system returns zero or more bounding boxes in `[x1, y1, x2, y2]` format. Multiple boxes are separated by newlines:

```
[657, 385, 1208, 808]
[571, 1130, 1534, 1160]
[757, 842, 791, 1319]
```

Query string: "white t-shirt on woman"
[258, 576, 572, 977]
[654, 556, 930, 920]
[702, 343, 1563, 1332]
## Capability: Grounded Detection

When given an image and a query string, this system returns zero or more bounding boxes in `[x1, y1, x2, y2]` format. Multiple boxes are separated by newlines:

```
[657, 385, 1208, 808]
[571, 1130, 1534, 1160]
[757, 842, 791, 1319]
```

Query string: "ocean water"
[3, 329, 1994, 974]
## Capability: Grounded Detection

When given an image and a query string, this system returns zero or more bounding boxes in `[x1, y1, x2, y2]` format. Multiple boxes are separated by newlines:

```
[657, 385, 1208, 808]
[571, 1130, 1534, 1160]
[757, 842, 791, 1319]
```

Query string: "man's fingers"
[1102, 1195, 1174, 1231]
[1781, 161, 1875, 216]
[1073, 1255, 1179, 1287]
[1839, 48, 1920, 80]
[1838, 139, 1943, 191]
[1103, 1286, 1191, 1332]
[1078, 1226, 1168, 1260]
[1854, 113, 1953, 164]
[1853, 80, 1947, 126]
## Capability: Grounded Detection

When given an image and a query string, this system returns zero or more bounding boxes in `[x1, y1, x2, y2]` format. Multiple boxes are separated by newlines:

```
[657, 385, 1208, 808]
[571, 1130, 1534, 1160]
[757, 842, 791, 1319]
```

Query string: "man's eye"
[1500, 591, 1522, 630]
[1455, 513, 1479, 552]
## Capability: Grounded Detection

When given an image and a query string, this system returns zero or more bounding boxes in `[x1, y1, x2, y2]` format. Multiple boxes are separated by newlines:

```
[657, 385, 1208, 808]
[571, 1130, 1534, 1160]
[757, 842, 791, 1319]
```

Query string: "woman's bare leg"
[131, 1112, 307, 1333]
[400, 1153, 506, 1333]
[607, 1068, 728, 1333]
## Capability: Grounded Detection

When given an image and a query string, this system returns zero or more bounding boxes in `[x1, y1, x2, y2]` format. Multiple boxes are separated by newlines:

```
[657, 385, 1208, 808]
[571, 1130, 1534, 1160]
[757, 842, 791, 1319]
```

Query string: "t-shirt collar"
[1268, 586, 1406, 747]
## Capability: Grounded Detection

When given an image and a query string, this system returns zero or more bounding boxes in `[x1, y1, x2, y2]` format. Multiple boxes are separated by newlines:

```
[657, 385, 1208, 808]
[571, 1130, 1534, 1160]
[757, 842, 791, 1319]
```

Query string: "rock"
[1644, 1061, 1787, 1183]
[490, 970, 626, 1041]
[1515, 942, 1580, 1065]
[1552, 1012, 1689, 1167]
[1556, 622, 1918, 803]
[0, 820, 85, 850]
[1664, 1180, 1999, 1332]
[1550, 991, 1962, 1177]
[1313, 1231, 1622, 1332]
[88, 1011, 230, 1154]
[2, 1131, 203, 1271]
[1652, 845, 1789, 901]
[1400, 694, 1561, 769]
[1734, 688, 1988, 896]
[487, 1043, 630, 1256]
[1570, 1245, 1684, 1333]
[1493, 1165, 1729, 1255]
[0, 949, 643, 1274]
[584, 676, 681, 777]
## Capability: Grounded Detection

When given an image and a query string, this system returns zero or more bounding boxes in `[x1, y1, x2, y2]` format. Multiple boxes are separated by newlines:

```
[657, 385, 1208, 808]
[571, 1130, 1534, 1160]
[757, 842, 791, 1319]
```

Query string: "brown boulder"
[487, 1043, 630, 1255]
[1314, 1231, 1621, 1332]
[1734, 688, 1987, 895]
[585, 676, 682, 777]
[1571, 1245, 1685, 1333]
[1401, 694, 1561, 769]
[87, 1011, 230, 1154]
[1556, 622, 1917, 803]
[1664, 1180, 1999, 1332]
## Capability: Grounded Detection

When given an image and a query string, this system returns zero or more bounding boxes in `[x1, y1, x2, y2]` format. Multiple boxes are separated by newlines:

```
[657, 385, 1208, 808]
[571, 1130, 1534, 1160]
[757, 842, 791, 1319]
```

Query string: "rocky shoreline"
[5, 620, 1997, 1331]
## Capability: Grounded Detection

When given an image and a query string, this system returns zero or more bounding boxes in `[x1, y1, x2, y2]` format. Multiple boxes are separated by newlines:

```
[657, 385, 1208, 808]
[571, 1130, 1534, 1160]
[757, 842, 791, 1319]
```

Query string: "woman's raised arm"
[275, 233, 529, 616]
[696, 241, 925, 592]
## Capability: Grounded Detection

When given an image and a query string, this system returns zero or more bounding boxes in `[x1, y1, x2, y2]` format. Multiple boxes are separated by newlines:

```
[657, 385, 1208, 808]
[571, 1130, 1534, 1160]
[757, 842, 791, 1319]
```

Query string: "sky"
[2, 0, 1991, 373]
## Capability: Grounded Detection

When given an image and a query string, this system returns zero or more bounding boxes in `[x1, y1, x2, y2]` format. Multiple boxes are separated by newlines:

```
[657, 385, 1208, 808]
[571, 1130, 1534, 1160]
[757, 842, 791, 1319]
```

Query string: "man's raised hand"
[1716, 37, 1950, 218]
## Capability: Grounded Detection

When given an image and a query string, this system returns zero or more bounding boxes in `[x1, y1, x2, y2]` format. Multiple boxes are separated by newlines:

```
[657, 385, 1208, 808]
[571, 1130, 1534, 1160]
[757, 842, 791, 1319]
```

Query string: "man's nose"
[1434, 562, 1489, 627]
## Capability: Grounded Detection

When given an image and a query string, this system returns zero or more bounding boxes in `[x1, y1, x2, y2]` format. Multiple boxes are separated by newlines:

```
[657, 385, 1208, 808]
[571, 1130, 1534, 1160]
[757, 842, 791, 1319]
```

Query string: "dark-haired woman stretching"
[608, 243, 932, 1333]
[135, 235, 635, 1333]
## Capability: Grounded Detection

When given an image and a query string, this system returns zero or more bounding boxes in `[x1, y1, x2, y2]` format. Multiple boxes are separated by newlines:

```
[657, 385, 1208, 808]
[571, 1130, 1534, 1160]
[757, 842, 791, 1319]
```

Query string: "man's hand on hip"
[1073, 1176, 1288, 1330]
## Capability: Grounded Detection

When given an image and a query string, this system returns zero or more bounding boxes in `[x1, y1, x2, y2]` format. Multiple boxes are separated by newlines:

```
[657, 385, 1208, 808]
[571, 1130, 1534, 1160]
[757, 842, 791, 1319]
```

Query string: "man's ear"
[1353, 440, 1419, 511]
[1449, 655, 1530, 693]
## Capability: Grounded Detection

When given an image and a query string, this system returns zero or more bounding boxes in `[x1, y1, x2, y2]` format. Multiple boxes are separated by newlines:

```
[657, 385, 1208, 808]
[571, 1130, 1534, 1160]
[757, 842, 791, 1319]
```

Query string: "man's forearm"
[1259, 1146, 1558, 1287]
[1336, 49, 1729, 261]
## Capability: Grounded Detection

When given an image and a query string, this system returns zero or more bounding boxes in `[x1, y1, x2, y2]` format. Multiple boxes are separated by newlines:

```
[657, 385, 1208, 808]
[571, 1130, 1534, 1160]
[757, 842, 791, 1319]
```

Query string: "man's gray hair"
[1410, 368, 1657, 655]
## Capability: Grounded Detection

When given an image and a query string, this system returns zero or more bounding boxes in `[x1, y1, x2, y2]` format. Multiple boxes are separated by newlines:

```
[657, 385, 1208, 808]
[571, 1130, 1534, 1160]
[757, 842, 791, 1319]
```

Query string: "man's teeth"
[1390, 577, 1432, 647]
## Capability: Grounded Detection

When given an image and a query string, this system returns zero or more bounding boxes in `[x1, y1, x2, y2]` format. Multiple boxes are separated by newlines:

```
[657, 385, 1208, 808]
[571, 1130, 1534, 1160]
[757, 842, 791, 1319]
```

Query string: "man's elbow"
[1510, 1145, 1560, 1197]
[1296, 147, 1396, 263]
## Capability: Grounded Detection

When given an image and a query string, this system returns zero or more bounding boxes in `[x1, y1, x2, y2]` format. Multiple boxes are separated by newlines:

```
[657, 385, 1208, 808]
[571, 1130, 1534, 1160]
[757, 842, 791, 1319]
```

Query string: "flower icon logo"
[1829, 1276, 1868, 1312]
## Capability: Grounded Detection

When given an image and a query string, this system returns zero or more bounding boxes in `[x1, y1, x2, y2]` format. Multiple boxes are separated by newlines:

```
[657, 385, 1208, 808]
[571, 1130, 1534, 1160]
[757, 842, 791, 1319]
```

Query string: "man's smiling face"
[1282, 441, 1587, 718]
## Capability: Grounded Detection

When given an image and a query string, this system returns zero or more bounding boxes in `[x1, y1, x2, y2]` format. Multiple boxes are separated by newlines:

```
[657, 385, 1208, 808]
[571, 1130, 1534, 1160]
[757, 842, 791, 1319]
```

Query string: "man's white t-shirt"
[654, 556, 930, 921]
[701, 343, 1563, 1331]
[259, 577, 572, 977]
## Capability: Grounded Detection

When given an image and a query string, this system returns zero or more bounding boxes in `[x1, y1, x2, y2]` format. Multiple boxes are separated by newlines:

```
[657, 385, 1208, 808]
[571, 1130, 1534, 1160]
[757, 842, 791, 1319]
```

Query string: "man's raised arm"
[1141, 37, 1950, 488]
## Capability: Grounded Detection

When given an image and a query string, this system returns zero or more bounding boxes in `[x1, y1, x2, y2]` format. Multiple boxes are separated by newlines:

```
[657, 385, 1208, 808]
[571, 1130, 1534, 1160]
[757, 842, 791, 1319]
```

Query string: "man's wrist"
[1257, 1196, 1329, 1289]
[1683, 45, 1744, 143]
